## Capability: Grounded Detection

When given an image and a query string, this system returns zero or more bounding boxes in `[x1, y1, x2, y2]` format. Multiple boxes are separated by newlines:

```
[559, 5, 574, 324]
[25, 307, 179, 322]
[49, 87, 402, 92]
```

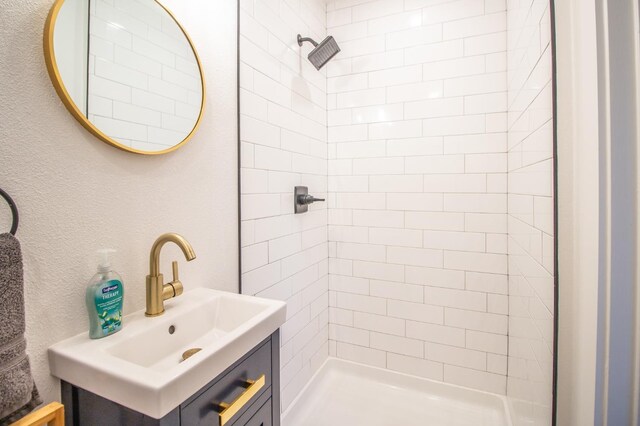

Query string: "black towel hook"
[0, 188, 18, 235]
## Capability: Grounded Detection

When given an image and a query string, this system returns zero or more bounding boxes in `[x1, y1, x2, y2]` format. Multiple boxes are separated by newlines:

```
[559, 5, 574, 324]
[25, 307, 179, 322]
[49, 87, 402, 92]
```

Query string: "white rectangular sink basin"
[48, 288, 286, 419]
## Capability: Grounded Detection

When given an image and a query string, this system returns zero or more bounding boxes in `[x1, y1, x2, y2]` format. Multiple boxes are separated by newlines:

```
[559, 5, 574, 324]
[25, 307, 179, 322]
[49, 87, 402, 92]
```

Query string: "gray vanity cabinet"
[60, 332, 280, 426]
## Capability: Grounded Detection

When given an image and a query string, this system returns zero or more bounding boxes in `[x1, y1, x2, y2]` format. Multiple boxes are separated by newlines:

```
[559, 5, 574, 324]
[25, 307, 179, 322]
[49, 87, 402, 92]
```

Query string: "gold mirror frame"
[43, 0, 206, 155]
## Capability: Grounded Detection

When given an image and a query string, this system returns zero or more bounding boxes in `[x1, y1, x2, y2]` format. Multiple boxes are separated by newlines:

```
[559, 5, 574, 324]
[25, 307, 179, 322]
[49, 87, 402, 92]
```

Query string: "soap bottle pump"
[85, 249, 124, 339]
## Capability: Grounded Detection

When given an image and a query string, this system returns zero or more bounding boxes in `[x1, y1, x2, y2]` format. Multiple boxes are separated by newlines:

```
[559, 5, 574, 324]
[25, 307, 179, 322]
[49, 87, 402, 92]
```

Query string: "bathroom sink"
[48, 288, 286, 419]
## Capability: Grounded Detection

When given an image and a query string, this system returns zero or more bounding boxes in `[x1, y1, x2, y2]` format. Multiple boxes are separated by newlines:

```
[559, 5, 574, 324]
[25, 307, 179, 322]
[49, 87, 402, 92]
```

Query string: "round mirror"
[44, 0, 205, 155]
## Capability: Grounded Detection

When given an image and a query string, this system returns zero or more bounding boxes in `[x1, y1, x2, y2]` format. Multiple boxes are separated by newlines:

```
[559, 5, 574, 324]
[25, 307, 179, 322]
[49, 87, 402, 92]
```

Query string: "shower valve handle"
[297, 194, 325, 205]
[294, 186, 324, 214]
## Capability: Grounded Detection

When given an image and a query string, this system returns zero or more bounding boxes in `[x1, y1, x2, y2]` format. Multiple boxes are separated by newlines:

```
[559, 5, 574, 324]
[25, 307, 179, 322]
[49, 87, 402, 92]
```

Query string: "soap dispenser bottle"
[86, 249, 124, 339]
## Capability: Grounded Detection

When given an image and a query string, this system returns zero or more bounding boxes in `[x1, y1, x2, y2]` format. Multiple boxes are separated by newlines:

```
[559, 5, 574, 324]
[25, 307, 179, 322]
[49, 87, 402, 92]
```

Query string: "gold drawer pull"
[216, 374, 266, 426]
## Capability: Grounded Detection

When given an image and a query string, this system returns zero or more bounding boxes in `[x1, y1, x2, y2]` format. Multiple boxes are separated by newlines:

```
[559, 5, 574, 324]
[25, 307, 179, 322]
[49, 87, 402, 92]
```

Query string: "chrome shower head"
[297, 34, 341, 70]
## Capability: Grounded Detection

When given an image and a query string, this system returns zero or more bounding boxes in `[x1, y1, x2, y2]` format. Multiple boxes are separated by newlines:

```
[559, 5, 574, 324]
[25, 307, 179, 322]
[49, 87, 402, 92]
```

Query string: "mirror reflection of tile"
[87, 0, 201, 151]
[54, 0, 203, 152]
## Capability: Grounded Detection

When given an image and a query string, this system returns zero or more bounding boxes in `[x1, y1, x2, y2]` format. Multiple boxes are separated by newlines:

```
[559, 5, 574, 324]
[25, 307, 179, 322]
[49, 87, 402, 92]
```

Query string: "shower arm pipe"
[297, 35, 318, 47]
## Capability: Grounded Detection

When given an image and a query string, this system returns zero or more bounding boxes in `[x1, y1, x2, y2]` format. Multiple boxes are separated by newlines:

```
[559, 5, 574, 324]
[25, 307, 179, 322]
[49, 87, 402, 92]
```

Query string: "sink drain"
[181, 348, 202, 362]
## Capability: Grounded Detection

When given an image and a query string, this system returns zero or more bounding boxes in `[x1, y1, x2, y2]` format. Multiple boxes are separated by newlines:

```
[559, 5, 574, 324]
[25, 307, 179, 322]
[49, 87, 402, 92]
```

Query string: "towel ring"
[0, 187, 18, 235]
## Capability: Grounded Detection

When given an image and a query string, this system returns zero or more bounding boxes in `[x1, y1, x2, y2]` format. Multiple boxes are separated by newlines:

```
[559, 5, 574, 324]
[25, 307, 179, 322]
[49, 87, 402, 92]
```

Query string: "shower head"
[297, 34, 341, 70]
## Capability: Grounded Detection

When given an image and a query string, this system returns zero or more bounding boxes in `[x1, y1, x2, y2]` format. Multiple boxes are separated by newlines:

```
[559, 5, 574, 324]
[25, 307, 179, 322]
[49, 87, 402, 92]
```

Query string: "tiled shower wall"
[506, 0, 554, 423]
[325, 0, 511, 394]
[239, 0, 329, 413]
[240, 0, 555, 414]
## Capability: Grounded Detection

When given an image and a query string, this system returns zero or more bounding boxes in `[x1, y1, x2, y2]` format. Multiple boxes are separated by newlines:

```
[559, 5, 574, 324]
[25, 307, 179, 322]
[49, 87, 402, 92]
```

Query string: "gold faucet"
[145, 233, 196, 317]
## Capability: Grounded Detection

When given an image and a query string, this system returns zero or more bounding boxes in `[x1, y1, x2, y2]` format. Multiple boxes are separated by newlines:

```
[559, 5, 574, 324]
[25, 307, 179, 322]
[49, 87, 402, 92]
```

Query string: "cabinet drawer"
[245, 398, 272, 426]
[181, 341, 272, 425]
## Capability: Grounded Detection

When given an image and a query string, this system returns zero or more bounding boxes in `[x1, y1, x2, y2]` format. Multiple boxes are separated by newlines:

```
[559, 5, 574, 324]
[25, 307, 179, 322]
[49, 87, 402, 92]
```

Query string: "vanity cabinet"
[60, 332, 280, 426]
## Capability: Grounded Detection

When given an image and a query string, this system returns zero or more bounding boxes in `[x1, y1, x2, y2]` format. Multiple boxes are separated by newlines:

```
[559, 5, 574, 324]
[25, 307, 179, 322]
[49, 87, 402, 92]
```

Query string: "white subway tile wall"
[506, 0, 554, 423]
[88, 0, 203, 151]
[240, 0, 554, 417]
[325, 0, 510, 395]
[239, 0, 329, 414]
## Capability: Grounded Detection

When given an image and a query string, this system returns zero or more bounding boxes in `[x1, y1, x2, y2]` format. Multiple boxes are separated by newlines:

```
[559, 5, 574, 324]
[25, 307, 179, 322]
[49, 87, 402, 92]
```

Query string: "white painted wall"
[325, 0, 510, 395]
[87, 0, 203, 151]
[505, 0, 554, 424]
[238, 0, 329, 414]
[0, 0, 238, 406]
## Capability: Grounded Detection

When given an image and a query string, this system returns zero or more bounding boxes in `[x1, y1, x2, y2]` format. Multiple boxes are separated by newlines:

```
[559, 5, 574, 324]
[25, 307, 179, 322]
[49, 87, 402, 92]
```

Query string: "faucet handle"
[170, 261, 184, 297]
[172, 261, 179, 281]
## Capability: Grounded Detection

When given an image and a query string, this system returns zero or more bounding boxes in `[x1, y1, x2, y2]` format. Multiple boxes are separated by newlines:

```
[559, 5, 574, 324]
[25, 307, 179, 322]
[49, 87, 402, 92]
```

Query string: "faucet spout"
[149, 233, 196, 277]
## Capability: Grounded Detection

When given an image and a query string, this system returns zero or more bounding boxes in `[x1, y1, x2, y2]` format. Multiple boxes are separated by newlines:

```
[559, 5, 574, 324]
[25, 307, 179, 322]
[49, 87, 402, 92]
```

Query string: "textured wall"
[0, 0, 238, 406]
[238, 0, 329, 414]
[506, 0, 554, 424]
[325, 0, 510, 395]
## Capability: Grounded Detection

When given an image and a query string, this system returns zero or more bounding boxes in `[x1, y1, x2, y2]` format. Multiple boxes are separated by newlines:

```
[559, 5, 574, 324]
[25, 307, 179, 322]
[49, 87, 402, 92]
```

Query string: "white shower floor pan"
[282, 358, 511, 426]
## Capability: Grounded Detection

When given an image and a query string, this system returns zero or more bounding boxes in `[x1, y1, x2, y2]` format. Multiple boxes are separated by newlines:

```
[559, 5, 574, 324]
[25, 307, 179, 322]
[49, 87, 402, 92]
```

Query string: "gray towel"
[0, 233, 41, 425]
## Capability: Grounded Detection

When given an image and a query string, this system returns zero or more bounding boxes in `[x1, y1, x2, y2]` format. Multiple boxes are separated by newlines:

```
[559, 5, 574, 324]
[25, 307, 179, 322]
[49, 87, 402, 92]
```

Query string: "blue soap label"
[94, 279, 123, 336]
